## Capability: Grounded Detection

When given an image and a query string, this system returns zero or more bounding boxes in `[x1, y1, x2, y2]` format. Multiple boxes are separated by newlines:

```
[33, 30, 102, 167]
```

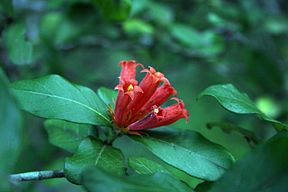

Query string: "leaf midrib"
[134, 159, 154, 174]
[14, 89, 110, 123]
[95, 145, 106, 166]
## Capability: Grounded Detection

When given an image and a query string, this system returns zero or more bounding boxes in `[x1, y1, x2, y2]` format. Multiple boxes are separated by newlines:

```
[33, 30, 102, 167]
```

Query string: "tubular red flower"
[114, 61, 143, 127]
[129, 78, 177, 123]
[140, 78, 176, 114]
[113, 60, 189, 132]
[128, 98, 189, 131]
[119, 60, 139, 82]
[123, 67, 165, 124]
[127, 107, 164, 131]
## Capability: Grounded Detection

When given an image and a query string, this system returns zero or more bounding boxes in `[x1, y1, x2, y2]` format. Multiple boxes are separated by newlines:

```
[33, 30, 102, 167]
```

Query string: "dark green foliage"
[11, 75, 111, 127]
[81, 167, 192, 192]
[131, 129, 235, 181]
[208, 132, 288, 192]
[65, 137, 125, 184]
[1, 0, 288, 191]
[0, 69, 22, 191]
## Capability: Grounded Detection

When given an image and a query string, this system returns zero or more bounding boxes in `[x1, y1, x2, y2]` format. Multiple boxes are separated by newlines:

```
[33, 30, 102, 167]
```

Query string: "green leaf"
[44, 119, 93, 153]
[131, 129, 235, 181]
[10, 75, 111, 127]
[206, 122, 259, 147]
[195, 181, 213, 192]
[256, 96, 281, 118]
[4, 24, 33, 65]
[81, 167, 192, 192]
[198, 84, 288, 129]
[199, 84, 260, 114]
[64, 137, 125, 184]
[129, 157, 203, 188]
[145, 2, 174, 26]
[128, 157, 169, 175]
[97, 87, 117, 108]
[170, 24, 223, 56]
[91, 0, 131, 21]
[170, 24, 200, 47]
[115, 136, 202, 188]
[123, 19, 154, 35]
[0, 69, 22, 191]
[0, 0, 13, 16]
[209, 132, 288, 192]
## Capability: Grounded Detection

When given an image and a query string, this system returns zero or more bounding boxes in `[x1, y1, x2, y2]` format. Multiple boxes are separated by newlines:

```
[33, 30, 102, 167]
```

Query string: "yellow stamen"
[127, 84, 134, 92]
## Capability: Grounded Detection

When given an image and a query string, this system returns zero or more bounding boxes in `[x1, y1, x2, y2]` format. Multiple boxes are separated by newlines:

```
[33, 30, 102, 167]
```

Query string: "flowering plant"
[8, 59, 284, 191]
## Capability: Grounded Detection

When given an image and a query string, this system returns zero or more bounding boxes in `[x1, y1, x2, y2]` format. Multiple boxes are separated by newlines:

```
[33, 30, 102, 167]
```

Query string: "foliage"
[0, 69, 22, 191]
[1, 0, 288, 191]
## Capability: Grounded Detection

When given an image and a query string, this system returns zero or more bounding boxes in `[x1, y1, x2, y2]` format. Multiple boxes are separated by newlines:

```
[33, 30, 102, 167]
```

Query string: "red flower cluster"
[113, 60, 188, 132]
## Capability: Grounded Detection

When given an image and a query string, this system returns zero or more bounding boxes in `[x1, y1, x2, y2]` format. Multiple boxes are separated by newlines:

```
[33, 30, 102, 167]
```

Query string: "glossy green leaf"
[82, 167, 192, 192]
[199, 84, 288, 129]
[128, 158, 202, 189]
[97, 87, 117, 108]
[10, 75, 112, 127]
[0, 69, 22, 191]
[131, 129, 235, 181]
[199, 84, 260, 114]
[114, 136, 202, 188]
[4, 24, 33, 65]
[210, 132, 288, 192]
[128, 157, 169, 175]
[44, 119, 93, 153]
[91, 0, 131, 21]
[64, 137, 125, 184]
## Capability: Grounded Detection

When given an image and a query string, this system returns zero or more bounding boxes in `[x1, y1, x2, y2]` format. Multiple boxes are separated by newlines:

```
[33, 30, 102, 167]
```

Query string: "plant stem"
[9, 170, 65, 183]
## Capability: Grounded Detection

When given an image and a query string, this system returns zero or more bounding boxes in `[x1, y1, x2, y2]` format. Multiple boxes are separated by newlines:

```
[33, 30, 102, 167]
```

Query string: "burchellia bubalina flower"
[113, 60, 188, 133]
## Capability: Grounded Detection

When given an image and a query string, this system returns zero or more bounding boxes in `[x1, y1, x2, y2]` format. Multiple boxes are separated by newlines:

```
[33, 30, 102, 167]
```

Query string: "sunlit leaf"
[123, 19, 154, 35]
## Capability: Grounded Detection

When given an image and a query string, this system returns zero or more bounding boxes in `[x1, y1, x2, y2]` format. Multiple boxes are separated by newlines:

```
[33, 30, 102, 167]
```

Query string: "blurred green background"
[1, 0, 288, 191]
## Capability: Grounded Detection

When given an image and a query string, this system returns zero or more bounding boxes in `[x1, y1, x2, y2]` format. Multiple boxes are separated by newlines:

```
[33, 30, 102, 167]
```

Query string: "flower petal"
[128, 98, 189, 130]
[119, 60, 143, 83]
[128, 107, 164, 131]
[124, 67, 165, 124]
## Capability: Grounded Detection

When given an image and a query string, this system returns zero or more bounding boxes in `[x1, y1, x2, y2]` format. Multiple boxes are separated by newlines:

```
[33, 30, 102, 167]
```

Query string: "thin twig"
[9, 170, 65, 183]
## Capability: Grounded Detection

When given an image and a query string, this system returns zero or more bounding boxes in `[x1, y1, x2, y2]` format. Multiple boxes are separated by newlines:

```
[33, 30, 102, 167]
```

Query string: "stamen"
[153, 108, 159, 114]
[127, 84, 134, 92]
